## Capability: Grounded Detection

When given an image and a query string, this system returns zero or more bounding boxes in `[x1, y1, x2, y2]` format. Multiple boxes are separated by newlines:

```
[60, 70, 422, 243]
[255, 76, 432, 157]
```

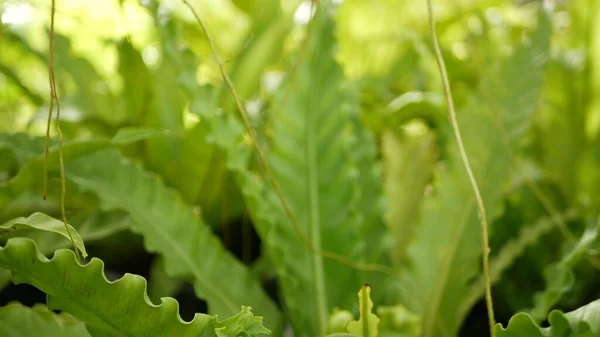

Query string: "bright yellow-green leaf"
[347, 285, 380, 337]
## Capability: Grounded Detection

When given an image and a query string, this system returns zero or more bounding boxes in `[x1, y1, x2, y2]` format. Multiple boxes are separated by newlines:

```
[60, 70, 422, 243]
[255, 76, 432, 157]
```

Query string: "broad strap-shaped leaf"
[126, 26, 218, 204]
[142, 122, 216, 203]
[495, 298, 600, 336]
[54, 34, 124, 126]
[265, 10, 382, 336]
[0, 238, 271, 337]
[528, 222, 600, 322]
[350, 116, 395, 306]
[193, 10, 385, 336]
[0, 302, 91, 337]
[0, 212, 87, 258]
[399, 8, 551, 337]
[116, 40, 152, 123]
[224, 10, 292, 111]
[63, 149, 282, 331]
[381, 124, 436, 265]
[347, 285, 380, 337]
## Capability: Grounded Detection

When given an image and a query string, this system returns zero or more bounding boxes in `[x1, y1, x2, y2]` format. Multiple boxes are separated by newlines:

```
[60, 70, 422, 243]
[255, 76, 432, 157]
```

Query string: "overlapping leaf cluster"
[1, 1, 600, 337]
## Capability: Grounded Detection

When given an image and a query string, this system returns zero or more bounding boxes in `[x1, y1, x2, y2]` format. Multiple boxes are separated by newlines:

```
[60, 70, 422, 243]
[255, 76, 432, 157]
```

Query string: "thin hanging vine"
[43, 0, 81, 263]
[426, 1, 496, 336]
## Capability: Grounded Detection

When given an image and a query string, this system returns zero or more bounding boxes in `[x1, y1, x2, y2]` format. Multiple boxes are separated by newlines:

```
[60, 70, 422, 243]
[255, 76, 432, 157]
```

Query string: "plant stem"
[46, 0, 80, 263]
[426, 1, 496, 336]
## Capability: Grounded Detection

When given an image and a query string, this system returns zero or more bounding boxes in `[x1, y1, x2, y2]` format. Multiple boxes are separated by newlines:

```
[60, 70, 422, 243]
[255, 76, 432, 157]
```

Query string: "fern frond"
[63, 149, 282, 331]
[0, 238, 272, 337]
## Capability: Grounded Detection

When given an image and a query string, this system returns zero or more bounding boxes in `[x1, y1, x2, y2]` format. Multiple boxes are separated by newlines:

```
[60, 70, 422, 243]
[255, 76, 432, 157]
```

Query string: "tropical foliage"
[1, 0, 600, 336]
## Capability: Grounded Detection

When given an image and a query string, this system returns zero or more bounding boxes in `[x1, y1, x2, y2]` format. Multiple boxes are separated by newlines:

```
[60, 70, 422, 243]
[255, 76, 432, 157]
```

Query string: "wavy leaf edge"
[0, 237, 271, 336]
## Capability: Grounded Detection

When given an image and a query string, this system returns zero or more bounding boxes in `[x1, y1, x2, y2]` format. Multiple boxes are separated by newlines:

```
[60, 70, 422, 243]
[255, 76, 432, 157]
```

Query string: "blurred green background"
[1, 0, 600, 336]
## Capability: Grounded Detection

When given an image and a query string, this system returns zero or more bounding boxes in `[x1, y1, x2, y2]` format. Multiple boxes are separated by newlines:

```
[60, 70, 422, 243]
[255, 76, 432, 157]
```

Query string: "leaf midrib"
[305, 83, 328, 333]
[422, 198, 475, 337]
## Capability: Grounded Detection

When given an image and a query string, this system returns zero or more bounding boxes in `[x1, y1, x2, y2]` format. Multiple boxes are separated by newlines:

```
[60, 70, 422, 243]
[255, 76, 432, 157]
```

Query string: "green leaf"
[223, 15, 292, 111]
[111, 127, 171, 143]
[116, 40, 152, 123]
[0, 131, 166, 194]
[377, 305, 421, 337]
[263, 11, 382, 336]
[0, 210, 131, 291]
[458, 213, 576, 321]
[535, 56, 588, 203]
[378, 91, 445, 131]
[0, 238, 271, 337]
[344, 92, 395, 307]
[152, 123, 216, 203]
[0, 132, 52, 166]
[0, 302, 91, 337]
[347, 285, 380, 337]
[336, 0, 406, 78]
[273, 9, 378, 333]
[193, 9, 383, 337]
[139, 39, 215, 203]
[399, 8, 551, 337]
[63, 149, 282, 331]
[528, 221, 600, 322]
[0, 212, 87, 258]
[148, 256, 183, 304]
[5, 211, 130, 254]
[327, 310, 355, 333]
[213, 306, 271, 337]
[495, 298, 600, 336]
[54, 34, 123, 126]
[194, 12, 388, 336]
[0, 62, 45, 106]
[381, 122, 436, 265]
[141, 27, 186, 194]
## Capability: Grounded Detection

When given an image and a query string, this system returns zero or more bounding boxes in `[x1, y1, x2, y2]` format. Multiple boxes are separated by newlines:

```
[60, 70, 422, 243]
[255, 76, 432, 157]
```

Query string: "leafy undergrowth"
[0, 237, 270, 337]
[1, 0, 600, 337]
